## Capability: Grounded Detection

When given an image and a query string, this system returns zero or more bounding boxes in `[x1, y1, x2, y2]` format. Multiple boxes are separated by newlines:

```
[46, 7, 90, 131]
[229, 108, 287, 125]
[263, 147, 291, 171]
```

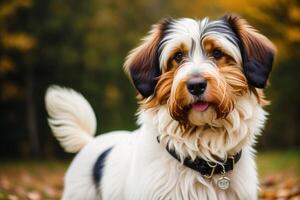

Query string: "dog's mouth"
[191, 101, 209, 112]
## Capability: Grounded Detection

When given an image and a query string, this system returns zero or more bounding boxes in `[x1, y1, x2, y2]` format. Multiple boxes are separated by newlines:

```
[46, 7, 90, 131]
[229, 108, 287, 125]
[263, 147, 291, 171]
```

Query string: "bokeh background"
[0, 0, 299, 199]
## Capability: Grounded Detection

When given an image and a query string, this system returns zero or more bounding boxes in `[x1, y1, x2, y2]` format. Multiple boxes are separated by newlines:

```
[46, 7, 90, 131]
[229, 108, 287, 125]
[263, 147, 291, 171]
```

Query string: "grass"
[0, 150, 299, 199]
[257, 149, 300, 178]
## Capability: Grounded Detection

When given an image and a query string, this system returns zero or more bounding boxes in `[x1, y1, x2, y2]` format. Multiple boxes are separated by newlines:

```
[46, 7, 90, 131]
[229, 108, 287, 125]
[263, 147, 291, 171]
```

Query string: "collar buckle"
[230, 156, 235, 168]
[203, 161, 217, 178]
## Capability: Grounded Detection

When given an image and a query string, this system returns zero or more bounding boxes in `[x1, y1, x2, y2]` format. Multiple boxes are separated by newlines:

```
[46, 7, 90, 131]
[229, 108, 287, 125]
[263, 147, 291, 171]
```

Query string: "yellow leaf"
[286, 27, 300, 42]
[288, 6, 300, 22]
[0, 0, 32, 18]
[1, 82, 23, 100]
[105, 84, 121, 106]
[0, 57, 15, 75]
[2, 33, 36, 51]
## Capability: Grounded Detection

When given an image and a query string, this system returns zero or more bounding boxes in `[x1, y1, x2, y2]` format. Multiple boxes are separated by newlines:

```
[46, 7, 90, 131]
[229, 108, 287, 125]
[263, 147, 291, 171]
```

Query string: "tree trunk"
[25, 66, 40, 157]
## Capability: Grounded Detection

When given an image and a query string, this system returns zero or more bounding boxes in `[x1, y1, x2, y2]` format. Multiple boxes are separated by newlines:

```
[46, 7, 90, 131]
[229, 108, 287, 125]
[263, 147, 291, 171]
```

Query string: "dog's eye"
[212, 49, 224, 60]
[174, 52, 183, 63]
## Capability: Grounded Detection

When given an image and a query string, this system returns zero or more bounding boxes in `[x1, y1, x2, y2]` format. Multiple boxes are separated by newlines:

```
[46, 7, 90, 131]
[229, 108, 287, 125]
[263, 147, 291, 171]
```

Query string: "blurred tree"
[0, 0, 40, 157]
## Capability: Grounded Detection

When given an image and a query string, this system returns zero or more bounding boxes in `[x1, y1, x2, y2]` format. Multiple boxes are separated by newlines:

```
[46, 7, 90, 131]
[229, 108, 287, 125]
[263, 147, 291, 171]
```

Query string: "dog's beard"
[141, 64, 266, 161]
[163, 64, 248, 127]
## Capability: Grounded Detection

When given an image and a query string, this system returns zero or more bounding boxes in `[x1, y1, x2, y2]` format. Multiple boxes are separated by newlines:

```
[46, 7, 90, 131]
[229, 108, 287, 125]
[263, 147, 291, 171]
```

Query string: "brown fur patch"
[202, 38, 249, 117]
[224, 15, 276, 63]
[142, 69, 175, 109]
[142, 67, 192, 125]
[204, 73, 234, 118]
[203, 38, 237, 67]
[223, 14, 276, 88]
[124, 18, 173, 97]
[166, 43, 189, 71]
[168, 76, 192, 124]
[251, 88, 269, 106]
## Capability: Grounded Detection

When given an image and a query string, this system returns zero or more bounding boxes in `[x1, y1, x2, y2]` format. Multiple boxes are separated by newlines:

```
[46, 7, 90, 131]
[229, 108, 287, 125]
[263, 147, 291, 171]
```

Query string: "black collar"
[157, 137, 242, 178]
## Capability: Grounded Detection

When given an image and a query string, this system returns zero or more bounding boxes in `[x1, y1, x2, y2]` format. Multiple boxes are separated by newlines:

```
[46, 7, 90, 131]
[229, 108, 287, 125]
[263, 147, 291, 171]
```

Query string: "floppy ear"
[223, 14, 276, 88]
[124, 19, 172, 98]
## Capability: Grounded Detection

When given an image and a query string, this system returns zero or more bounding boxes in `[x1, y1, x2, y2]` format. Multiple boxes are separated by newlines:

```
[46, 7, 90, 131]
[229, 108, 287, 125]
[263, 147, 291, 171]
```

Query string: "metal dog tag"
[217, 176, 230, 190]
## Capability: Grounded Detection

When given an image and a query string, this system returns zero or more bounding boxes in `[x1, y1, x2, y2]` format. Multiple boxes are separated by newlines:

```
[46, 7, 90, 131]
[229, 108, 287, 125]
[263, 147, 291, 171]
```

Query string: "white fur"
[160, 18, 242, 72]
[45, 86, 97, 153]
[46, 86, 264, 200]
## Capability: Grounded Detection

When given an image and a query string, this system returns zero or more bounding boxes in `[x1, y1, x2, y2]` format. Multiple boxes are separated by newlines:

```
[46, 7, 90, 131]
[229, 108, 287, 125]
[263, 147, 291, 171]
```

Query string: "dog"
[45, 14, 275, 200]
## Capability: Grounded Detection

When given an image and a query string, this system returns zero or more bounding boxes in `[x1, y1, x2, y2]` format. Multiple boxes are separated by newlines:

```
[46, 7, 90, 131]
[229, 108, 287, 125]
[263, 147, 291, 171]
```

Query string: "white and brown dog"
[45, 14, 275, 200]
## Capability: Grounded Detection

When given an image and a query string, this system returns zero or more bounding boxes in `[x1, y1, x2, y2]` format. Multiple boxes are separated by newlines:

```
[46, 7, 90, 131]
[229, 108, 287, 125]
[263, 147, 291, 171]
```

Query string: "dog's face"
[125, 14, 275, 127]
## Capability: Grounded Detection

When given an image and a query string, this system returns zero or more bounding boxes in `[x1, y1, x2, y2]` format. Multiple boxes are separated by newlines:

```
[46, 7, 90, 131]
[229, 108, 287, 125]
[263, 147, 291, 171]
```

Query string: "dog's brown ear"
[124, 18, 172, 98]
[223, 14, 276, 88]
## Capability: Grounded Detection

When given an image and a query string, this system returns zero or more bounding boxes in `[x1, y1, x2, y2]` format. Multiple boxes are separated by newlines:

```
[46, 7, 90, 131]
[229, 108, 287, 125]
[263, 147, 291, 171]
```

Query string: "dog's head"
[125, 14, 275, 128]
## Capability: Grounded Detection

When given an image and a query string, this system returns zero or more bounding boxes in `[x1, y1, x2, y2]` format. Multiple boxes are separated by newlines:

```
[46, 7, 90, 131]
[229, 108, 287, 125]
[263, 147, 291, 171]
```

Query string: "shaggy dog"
[45, 14, 275, 200]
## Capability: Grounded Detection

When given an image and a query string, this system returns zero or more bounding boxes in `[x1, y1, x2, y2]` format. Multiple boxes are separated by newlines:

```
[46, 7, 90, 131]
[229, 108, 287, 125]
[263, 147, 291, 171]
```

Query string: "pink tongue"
[193, 101, 209, 112]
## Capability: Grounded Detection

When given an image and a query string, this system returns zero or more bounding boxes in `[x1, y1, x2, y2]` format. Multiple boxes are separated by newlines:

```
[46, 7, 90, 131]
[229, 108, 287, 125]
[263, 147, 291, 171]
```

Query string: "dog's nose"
[187, 77, 207, 96]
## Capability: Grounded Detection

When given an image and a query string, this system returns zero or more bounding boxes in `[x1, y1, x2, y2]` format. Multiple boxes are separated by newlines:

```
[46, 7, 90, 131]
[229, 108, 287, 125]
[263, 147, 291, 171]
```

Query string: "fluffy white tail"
[45, 86, 97, 153]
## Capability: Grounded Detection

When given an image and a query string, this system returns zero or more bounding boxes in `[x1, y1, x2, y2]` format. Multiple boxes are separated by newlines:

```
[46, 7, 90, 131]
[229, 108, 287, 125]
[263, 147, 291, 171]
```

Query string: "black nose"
[187, 78, 207, 96]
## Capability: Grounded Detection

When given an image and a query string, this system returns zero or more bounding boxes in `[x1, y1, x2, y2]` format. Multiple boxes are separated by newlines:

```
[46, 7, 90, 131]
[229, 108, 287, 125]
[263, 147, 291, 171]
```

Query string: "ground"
[0, 150, 299, 200]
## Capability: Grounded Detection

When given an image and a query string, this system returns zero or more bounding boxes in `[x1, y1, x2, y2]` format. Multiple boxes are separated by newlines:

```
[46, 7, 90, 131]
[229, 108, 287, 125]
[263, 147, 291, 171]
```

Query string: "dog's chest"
[124, 159, 241, 200]
[101, 132, 257, 200]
